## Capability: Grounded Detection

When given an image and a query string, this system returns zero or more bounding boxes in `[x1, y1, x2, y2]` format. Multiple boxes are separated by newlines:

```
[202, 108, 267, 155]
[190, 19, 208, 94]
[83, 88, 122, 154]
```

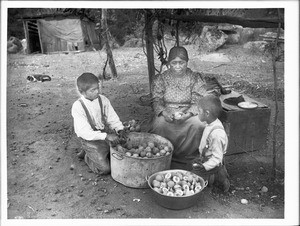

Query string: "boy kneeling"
[192, 94, 230, 192]
[71, 73, 125, 175]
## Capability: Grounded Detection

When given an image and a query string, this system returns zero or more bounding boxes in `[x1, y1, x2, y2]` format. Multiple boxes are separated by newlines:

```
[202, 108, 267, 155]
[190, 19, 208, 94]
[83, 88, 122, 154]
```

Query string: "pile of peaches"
[151, 171, 203, 197]
[114, 141, 172, 158]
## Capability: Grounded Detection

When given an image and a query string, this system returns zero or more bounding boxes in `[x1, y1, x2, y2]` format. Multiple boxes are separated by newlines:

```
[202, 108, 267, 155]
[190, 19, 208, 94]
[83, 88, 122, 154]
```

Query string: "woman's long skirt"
[150, 115, 205, 170]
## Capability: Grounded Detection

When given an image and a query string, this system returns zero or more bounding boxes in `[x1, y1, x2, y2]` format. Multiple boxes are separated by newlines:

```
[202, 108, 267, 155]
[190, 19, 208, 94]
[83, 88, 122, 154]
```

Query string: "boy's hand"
[118, 130, 127, 139]
[118, 130, 127, 145]
[192, 162, 205, 170]
[105, 134, 120, 146]
[192, 157, 205, 170]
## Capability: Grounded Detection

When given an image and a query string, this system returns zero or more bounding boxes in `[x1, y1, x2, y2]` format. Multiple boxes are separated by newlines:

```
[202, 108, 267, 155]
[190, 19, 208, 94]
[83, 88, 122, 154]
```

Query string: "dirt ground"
[4, 44, 286, 224]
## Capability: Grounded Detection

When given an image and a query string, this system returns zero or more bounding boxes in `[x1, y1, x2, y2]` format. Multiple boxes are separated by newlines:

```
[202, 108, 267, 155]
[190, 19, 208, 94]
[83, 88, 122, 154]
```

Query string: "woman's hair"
[77, 73, 99, 93]
[198, 95, 223, 118]
[168, 46, 189, 63]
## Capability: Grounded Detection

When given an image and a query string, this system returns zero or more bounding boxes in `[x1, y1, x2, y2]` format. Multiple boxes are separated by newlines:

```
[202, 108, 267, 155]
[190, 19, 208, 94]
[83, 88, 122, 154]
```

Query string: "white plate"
[237, 101, 258, 109]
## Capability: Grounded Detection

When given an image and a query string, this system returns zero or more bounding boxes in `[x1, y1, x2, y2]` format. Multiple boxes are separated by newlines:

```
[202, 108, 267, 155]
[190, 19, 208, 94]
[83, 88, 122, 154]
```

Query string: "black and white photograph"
[1, 1, 299, 226]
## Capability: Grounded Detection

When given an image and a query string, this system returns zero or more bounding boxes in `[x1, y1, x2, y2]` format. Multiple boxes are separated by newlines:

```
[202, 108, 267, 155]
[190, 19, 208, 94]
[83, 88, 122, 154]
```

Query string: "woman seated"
[150, 46, 209, 170]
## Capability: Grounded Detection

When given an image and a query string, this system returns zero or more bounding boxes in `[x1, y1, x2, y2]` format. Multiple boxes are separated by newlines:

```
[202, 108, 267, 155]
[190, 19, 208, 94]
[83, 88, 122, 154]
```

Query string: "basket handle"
[112, 152, 124, 160]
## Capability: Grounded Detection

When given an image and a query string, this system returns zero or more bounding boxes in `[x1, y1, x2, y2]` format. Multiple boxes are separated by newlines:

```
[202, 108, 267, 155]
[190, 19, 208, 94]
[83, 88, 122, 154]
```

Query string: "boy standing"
[192, 94, 230, 192]
[71, 73, 125, 175]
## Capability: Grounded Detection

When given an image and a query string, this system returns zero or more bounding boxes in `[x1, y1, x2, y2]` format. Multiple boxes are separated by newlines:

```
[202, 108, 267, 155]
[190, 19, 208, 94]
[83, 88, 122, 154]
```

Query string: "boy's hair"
[198, 94, 223, 118]
[77, 73, 99, 93]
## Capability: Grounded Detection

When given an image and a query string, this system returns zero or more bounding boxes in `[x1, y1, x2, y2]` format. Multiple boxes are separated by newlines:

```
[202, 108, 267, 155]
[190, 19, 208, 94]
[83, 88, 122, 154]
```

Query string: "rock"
[217, 24, 243, 44]
[198, 26, 228, 53]
[226, 33, 241, 44]
[261, 186, 268, 193]
[70, 164, 75, 170]
[7, 36, 23, 54]
[259, 166, 266, 174]
[239, 28, 255, 44]
[241, 199, 248, 204]
[7, 43, 19, 54]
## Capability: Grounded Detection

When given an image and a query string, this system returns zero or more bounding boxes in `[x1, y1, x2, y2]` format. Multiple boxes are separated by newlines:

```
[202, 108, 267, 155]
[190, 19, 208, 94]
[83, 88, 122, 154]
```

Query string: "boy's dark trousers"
[192, 163, 230, 192]
[79, 138, 110, 175]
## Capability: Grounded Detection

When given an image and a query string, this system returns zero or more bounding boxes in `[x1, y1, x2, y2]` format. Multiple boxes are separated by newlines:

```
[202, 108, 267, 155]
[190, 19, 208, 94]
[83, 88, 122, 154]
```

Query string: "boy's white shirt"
[71, 94, 124, 141]
[198, 118, 228, 171]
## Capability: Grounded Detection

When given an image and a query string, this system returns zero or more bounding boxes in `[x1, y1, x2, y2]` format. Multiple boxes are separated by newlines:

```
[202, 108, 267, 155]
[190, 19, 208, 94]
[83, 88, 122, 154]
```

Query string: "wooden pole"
[145, 10, 155, 94]
[176, 20, 179, 46]
[271, 10, 282, 180]
[101, 9, 118, 78]
[159, 13, 284, 29]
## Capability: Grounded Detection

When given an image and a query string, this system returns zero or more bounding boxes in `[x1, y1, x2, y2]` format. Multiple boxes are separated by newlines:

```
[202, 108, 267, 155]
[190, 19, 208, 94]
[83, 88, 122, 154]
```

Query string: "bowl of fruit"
[110, 132, 174, 188]
[147, 169, 208, 210]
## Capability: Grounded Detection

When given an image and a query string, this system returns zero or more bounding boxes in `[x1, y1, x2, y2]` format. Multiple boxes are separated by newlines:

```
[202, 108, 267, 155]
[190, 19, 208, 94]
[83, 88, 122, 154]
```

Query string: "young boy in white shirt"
[71, 73, 125, 175]
[192, 94, 230, 192]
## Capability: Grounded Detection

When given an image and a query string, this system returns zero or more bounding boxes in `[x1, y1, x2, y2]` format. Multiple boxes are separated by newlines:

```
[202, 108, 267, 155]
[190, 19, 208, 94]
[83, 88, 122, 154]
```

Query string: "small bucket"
[110, 132, 174, 188]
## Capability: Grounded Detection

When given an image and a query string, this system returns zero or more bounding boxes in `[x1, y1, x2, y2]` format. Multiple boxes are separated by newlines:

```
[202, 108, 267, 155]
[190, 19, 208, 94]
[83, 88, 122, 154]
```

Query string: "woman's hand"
[173, 112, 193, 124]
[162, 111, 174, 123]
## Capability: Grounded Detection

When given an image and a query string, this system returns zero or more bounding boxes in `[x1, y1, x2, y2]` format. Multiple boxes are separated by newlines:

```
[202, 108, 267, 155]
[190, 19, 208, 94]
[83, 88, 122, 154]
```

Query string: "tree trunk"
[271, 10, 282, 180]
[145, 10, 155, 93]
[101, 9, 117, 78]
[176, 20, 180, 46]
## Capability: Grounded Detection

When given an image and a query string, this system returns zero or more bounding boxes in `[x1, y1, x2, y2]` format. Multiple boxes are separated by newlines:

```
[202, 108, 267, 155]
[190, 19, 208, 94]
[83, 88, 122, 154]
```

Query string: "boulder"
[198, 26, 228, 52]
[226, 33, 241, 44]
[217, 24, 243, 44]
[7, 43, 19, 54]
[7, 36, 23, 54]
[239, 28, 255, 44]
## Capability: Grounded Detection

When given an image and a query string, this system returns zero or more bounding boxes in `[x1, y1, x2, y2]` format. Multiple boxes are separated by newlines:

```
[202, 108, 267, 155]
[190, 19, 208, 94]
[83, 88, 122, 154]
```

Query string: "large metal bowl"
[147, 169, 208, 210]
